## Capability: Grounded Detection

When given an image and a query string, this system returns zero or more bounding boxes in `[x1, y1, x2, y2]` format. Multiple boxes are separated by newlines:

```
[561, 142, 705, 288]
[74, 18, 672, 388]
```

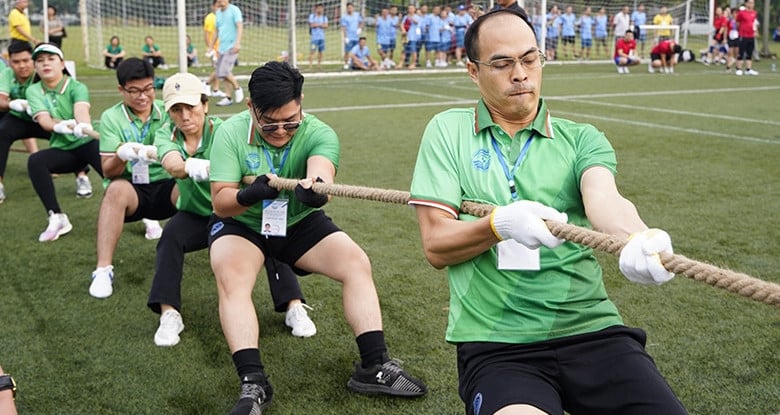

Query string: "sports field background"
[0, 57, 778, 414]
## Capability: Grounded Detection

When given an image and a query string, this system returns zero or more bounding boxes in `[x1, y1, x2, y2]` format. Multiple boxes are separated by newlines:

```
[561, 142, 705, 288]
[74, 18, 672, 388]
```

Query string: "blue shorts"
[404, 41, 418, 54]
[344, 39, 358, 54]
[426, 41, 439, 51]
[581, 38, 592, 48]
[456, 31, 466, 48]
[438, 41, 452, 52]
[379, 40, 396, 53]
[310, 38, 325, 52]
[614, 56, 639, 65]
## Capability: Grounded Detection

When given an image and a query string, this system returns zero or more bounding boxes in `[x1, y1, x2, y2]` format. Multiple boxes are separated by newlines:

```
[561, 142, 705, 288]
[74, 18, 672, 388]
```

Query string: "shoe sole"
[76, 192, 93, 199]
[346, 379, 426, 397]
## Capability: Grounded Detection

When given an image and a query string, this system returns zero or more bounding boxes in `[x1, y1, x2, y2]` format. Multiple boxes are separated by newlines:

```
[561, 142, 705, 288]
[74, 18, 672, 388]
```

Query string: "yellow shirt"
[9, 8, 32, 41]
[652, 13, 674, 37]
[203, 12, 219, 51]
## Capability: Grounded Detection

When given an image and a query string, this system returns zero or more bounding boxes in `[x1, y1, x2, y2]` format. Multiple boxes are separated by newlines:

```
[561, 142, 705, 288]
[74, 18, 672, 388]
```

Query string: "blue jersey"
[547, 13, 560, 37]
[340, 12, 362, 41]
[439, 17, 453, 43]
[595, 15, 608, 38]
[559, 13, 577, 36]
[309, 14, 327, 41]
[376, 16, 396, 44]
[404, 15, 422, 42]
[578, 15, 594, 39]
[426, 14, 442, 42]
[631, 11, 647, 35]
[350, 44, 371, 64]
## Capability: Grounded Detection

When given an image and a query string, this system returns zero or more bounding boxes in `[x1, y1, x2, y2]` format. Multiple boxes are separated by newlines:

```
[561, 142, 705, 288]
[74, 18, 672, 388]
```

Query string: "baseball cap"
[163, 72, 206, 112]
[32, 43, 64, 60]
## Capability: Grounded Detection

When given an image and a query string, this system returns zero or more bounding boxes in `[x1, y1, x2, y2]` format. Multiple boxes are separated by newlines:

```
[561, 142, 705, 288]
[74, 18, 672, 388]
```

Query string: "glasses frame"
[471, 50, 547, 72]
[122, 84, 156, 98]
[252, 106, 303, 133]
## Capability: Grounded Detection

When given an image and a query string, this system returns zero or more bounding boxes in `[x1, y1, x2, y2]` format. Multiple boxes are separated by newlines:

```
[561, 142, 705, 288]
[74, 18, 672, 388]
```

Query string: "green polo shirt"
[154, 116, 222, 217]
[0, 67, 35, 121]
[99, 99, 171, 183]
[409, 98, 623, 345]
[209, 111, 340, 233]
[26, 76, 92, 150]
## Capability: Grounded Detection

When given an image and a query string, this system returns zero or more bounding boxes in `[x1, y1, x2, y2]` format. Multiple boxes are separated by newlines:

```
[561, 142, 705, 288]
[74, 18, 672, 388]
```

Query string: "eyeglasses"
[122, 85, 155, 98]
[257, 119, 303, 133]
[471, 51, 546, 72]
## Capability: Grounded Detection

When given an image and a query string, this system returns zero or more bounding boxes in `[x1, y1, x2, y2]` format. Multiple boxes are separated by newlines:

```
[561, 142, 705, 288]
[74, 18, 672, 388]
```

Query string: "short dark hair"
[248, 61, 304, 114]
[672, 44, 682, 54]
[465, 9, 535, 63]
[116, 57, 154, 86]
[8, 41, 33, 56]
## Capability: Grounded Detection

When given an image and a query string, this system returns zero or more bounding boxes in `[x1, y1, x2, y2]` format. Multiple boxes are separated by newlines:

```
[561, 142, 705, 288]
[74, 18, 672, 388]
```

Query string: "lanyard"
[129, 119, 152, 143]
[490, 129, 535, 200]
[262, 146, 290, 175]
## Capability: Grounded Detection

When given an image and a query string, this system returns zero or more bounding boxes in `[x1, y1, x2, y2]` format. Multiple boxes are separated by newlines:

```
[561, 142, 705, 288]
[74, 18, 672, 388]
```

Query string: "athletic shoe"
[154, 309, 184, 347]
[211, 89, 227, 98]
[89, 265, 114, 298]
[746, 69, 759, 76]
[230, 374, 273, 415]
[0, 182, 5, 204]
[456, 61, 465, 67]
[648, 65, 655, 73]
[285, 303, 316, 337]
[735, 69, 743, 76]
[159, 64, 169, 70]
[39, 211, 73, 242]
[216, 97, 233, 106]
[343, 64, 350, 70]
[623, 67, 630, 74]
[616, 66, 623, 73]
[347, 358, 427, 397]
[76, 175, 93, 198]
[234, 87, 245, 104]
[142, 219, 163, 240]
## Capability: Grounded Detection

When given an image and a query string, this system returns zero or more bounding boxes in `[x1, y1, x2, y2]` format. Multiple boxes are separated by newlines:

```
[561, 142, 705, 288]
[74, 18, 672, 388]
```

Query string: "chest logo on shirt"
[472, 148, 490, 171]
[245, 152, 261, 170]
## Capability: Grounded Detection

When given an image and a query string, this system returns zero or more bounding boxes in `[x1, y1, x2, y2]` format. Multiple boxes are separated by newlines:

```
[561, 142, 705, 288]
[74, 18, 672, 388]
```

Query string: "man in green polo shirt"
[89, 58, 176, 299]
[208, 61, 426, 414]
[409, 9, 687, 415]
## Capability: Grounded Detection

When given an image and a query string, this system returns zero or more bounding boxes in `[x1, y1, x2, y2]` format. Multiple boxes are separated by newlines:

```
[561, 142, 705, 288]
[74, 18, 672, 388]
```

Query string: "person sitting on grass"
[103, 35, 126, 70]
[141, 35, 168, 70]
[348, 37, 381, 70]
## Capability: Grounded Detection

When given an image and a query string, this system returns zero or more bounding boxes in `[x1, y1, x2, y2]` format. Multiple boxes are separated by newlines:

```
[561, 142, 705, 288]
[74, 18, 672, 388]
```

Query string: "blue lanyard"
[129, 119, 152, 143]
[490, 129, 535, 200]
[262, 146, 290, 175]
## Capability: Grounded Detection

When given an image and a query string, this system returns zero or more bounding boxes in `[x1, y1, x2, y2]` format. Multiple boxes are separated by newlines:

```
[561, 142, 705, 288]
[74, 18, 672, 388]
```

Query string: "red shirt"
[714, 16, 729, 33]
[614, 38, 636, 58]
[651, 40, 674, 55]
[735, 8, 757, 38]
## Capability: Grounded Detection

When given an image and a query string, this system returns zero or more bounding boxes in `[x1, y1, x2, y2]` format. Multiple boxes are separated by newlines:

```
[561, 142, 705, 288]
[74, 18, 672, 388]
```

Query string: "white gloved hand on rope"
[136, 145, 158, 164]
[619, 229, 675, 285]
[73, 122, 94, 138]
[184, 157, 210, 181]
[489, 201, 568, 249]
[116, 142, 144, 162]
[53, 119, 77, 135]
[8, 99, 28, 113]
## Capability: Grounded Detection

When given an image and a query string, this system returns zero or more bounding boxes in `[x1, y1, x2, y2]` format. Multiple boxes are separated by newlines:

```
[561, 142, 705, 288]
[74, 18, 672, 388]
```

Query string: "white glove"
[136, 145, 158, 164]
[26, 105, 33, 116]
[53, 119, 77, 135]
[619, 229, 675, 285]
[184, 158, 210, 181]
[73, 122, 94, 138]
[8, 99, 28, 113]
[205, 49, 215, 58]
[116, 142, 144, 162]
[490, 201, 568, 249]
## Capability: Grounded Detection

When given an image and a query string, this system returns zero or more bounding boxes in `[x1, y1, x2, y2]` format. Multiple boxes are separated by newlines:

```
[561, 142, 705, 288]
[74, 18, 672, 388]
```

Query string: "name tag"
[261, 198, 288, 237]
[131, 162, 150, 184]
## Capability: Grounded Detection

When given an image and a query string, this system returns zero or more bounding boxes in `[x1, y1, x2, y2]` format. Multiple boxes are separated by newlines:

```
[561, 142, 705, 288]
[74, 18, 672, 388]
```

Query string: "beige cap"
[163, 73, 206, 112]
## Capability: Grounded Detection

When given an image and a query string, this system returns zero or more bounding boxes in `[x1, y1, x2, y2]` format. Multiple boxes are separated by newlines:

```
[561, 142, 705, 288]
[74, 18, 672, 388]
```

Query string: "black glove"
[236, 175, 280, 207]
[294, 177, 328, 208]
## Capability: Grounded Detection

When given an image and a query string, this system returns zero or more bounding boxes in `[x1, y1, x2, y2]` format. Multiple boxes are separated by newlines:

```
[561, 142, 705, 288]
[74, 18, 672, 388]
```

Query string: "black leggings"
[0, 114, 50, 178]
[27, 140, 103, 214]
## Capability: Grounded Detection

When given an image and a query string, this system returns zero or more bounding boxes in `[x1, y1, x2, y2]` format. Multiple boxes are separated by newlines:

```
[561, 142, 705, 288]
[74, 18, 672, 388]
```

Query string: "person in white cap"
[147, 72, 316, 347]
[25, 42, 102, 242]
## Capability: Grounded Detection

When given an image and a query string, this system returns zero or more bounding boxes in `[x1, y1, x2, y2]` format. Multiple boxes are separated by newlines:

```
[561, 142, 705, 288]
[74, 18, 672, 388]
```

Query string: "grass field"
[0, 59, 779, 415]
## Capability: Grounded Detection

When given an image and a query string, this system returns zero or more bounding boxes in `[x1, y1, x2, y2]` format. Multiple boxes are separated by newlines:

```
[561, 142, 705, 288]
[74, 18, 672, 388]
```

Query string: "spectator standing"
[42, 6, 65, 48]
[613, 5, 631, 44]
[452, 5, 473, 66]
[8, 0, 38, 47]
[340, 3, 363, 70]
[208, 0, 245, 106]
[424, 6, 443, 67]
[614, 29, 640, 73]
[734, 0, 759, 75]
[398, 5, 421, 69]
[103, 35, 126, 70]
[308, 3, 328, 69]
[631, 4, 648, 57]
[724, 6, 740, 72]
[577, 6, 594, 60]
[558, 6, 577, 59]
[594, 7, 609, 57]
[546, 5, 560, 61]
[705, 7, 728, 65]
[410, 9, 687, 415]
[438, 8, 454, 67]
[141, 35, 169, 70]
[653, 6, 674, 41]
[204, 0, 226, 98]
[376, 7, 398, 68]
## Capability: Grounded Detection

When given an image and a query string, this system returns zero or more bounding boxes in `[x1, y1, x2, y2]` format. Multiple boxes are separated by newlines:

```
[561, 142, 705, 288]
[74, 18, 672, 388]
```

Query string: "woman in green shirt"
[103, 35, 126, 69]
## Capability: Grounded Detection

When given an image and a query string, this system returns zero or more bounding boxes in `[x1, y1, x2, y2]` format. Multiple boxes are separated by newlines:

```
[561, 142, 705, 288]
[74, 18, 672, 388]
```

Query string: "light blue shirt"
[309, 14, 327, 41]
[595, 15, 608, 38]
[426, 14, 443, 42]
[349, 44, 371, 64]
[376, 16, 396, 44]
[340, 12, 362, 41]
[631, 11, 647, 35]
[578, 15, 594, 39]
[559, 13, 577, 37]
[404, 15, 422, 42]
[216, 3, 243, 53]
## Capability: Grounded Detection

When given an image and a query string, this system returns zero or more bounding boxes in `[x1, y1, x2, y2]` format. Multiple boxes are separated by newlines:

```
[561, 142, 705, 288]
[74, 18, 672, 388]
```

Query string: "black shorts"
[737, 37, 755, 60]
[456, 326, 687, 415]
[124, 178, 177, 222]
[207, 210, 341, 275]
[561, 35, 575, 44]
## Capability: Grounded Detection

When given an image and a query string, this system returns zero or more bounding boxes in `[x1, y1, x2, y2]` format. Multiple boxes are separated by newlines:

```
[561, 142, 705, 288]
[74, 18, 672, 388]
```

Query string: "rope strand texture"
[257, 176, 780, 308]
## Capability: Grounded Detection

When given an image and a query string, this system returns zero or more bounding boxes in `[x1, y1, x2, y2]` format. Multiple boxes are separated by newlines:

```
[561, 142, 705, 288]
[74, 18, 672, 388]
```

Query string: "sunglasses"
[257, 120, 302, 132]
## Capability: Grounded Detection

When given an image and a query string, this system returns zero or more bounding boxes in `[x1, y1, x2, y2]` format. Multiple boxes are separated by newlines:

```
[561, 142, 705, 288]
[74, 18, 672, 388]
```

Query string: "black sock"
[356, 330, 388, 368]
[232, 348, 265, 380]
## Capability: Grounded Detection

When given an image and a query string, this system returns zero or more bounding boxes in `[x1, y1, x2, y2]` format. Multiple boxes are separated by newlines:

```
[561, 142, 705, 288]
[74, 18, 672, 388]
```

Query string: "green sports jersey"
[142, 44, 160, 54]
[409, 98, 623, 344]
[154, 116, 223, 217]
[0, 67, 35, 121]
[26, 76, 92, 150]
[98, 100, 171, 183]
[209, 111, 340, 232]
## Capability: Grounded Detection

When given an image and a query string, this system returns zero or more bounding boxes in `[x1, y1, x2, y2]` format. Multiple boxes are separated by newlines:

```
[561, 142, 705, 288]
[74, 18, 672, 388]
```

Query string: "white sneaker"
[234, 87, 244, 104]
[624, 67, 630, 74]
[142, 218, 163, 240]
[76, 175, 92, 198]
[735, 69, 743, 76]
[285, 303, 316, 338]
[159, 64, 169, 70]
[648, 64, 655, 73]
[343, 64, 350, 70]
[0, 182, 5, 203]
[616, 66, 624, 74]
[216, 97, 233, 106]
[746, 69, 759, 76]
[154, 309, 185, 346]
[456, 61, 465, 67]
[39, 211, 73, 242]
[211, 89, 227, 98]
[89, 265, 114, 298]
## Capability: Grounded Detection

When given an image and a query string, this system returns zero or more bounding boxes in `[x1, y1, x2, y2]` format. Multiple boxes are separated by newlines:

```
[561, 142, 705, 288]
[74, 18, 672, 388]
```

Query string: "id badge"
[131, 162, 150, 184]
[496, 240, 540, 271]
[261, 198, 288, 237]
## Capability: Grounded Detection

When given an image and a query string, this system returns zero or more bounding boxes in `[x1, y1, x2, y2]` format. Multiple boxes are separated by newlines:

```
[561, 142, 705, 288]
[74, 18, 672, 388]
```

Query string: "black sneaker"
[229, 374, 273, 415]
[346, 359, 427, 397]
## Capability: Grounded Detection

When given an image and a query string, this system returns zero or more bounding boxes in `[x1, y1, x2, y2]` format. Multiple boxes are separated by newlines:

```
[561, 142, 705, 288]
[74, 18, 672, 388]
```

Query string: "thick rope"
[260, 176, 780, 308]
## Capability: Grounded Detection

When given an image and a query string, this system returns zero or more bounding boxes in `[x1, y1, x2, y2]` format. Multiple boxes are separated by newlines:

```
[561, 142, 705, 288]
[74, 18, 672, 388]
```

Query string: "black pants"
[147, 211, 307, 314]
[0, 114, 50, 178]
[27, 140, 103, 214]
[105, 56, 124, 69]
[145, 56, 166, 68]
